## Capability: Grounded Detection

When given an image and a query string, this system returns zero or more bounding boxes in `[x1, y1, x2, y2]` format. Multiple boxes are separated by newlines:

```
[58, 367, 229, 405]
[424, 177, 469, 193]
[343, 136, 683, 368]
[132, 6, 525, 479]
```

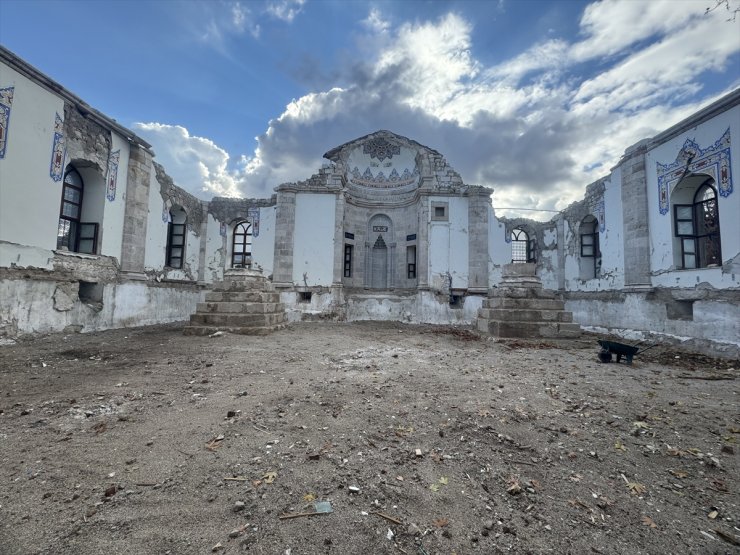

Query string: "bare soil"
[0, 322, 738, 555]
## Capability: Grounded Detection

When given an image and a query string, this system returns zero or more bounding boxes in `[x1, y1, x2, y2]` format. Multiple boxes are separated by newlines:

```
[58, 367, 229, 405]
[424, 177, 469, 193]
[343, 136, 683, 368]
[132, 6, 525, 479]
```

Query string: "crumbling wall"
[63, 102, 111, 174]
[153, 162, 205, 234]
[498, 216, 559, 290]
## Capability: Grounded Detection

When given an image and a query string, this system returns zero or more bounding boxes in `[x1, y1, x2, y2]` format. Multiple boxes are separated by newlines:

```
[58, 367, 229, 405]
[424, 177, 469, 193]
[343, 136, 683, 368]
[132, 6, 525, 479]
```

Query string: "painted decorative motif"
[363, 137, 401, 161]
[597, 201, 605, 233]
[162, 203, 170, 223]
[219, 222, 227, 237]
[106, 149, 120, 202]
[248, 207, 260, 237]
[0, 86, 14, 159]
[49, 113, 66, 181]
[657, 128, 732, 215]
[350, 165, 419, 188]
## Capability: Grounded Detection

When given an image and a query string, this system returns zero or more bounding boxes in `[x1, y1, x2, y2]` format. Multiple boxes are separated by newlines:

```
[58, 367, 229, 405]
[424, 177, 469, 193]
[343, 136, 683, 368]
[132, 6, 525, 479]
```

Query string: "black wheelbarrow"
[597, 340, 657, 364]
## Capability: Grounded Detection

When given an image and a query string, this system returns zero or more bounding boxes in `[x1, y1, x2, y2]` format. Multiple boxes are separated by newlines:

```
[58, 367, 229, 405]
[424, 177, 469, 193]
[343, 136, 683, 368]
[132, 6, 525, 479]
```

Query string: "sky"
[1, 0, 739, 219]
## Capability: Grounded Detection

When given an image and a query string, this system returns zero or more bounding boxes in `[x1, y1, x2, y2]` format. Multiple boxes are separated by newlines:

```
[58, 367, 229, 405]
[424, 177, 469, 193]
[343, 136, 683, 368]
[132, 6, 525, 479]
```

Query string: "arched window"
[511, 228, 535, 263]
[57, 168, 98, 254]
[232, 221, 252, 268]
[166, 207, 187, 268]
[673, 179, 721, 269]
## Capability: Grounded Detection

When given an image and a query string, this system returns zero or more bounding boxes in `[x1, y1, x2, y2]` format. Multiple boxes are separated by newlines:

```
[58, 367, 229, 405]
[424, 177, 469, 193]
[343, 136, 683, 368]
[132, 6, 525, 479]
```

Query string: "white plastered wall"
[487, 209, 510, 285]
[144, 170, 168, 271]
[252, 206, 276, 277]
[96, 132, 130, 261]
[0, 62, 65, 268]
[646, 104, 740, 289]
[428, 196, 469, 290]
[292, 193, 335, 286]
[203, 213, 226, 283]
[563, 177, 626, 291]
[143, 173, 200, 280]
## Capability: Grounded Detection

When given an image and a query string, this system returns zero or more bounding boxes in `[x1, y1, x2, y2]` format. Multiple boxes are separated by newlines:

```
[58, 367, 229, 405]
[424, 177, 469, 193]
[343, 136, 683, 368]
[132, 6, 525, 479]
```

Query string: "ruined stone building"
[1, 47, 738, 356]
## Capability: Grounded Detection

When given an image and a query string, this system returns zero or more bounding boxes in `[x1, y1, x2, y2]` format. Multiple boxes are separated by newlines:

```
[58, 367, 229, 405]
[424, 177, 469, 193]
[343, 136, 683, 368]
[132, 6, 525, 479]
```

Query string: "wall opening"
[78, 280, 104, 310]
[511, 228, 535, 263]
[166, 206, 187, 268]
[406, 245, 416, 280]
[232, 220, 252, 268]
[579, 215, 600, 280]
[298, 291, 312, 303]
[666, 300, 694, 321]
[57, 166, 100, 254]
[344, 244, 353, 278]
[671, 175, 721, 269]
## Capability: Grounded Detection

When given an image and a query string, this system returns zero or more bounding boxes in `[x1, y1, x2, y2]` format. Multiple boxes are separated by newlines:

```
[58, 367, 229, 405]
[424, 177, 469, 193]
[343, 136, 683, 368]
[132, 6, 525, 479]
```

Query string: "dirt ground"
[0, 321, 738, 555]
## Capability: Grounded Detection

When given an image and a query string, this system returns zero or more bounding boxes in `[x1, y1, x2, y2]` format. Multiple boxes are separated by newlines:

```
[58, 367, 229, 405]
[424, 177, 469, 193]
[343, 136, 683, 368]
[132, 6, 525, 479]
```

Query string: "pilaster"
[467, 188, 490, 293]
[272, 190, 296, 287]
[120, 145, 152, 276]
[618, 143, 651, 286]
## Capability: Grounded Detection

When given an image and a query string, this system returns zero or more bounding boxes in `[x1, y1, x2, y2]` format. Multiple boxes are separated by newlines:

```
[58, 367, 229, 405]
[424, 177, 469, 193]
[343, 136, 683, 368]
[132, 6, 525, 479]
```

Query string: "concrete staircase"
[184, 269, 286, 336]
[477, 263, 580, 339]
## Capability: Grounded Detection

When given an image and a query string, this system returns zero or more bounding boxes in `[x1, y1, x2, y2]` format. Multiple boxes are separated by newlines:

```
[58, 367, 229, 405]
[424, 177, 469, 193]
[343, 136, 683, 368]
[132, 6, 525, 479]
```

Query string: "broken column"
[184, 269, 287, 335]
[477, 263, 580, 338]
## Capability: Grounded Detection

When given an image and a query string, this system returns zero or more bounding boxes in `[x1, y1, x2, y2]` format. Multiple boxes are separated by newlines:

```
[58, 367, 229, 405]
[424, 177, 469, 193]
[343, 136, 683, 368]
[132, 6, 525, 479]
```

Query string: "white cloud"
[155, 2, 739, 216]
[132, 123, 245, 199]
[266, 0, 305, 23]
[362, 7, 391, 34]
[571, 0, 699, 61]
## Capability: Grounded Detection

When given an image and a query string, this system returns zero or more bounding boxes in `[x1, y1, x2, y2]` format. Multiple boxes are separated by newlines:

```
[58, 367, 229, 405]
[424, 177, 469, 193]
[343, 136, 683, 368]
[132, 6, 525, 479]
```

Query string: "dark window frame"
[343, 243, 353, 278]
[58, 168, 83, 251]
[673, 181, 721, 269]
[580, 231, 599, 257]
[166, 213, 186, 269]
[231, 220, 253, 268]
[57, 168, 99, 254]
[407, 245, 416, 279]
[511, 228, 535, 263]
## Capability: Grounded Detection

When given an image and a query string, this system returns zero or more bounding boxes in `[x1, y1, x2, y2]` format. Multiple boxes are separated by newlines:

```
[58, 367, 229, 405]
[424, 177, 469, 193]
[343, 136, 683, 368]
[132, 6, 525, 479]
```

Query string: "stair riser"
[204, 292, 280, 303]
[477, 320, 581, 338]
[212, 280, 274, 292]
[196, 302, 284, 314]
[190, 313, 286, 326]
[483, 298, 565, 310]
[478, 308, 573, 323]
[183, 324, 286, 336]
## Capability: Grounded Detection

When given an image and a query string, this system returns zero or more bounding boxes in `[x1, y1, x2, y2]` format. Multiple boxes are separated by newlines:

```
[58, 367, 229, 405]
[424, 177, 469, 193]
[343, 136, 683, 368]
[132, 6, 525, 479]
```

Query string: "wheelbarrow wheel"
[598, 349, 612, 363]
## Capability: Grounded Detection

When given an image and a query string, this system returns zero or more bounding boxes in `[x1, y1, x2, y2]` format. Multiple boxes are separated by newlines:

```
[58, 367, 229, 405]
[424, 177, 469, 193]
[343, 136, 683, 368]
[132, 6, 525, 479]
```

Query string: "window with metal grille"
[232, 221, 252, 268]
[343, 244, 353, 278]
[511, 228, 534, 263]
[673, 182, 721, 269]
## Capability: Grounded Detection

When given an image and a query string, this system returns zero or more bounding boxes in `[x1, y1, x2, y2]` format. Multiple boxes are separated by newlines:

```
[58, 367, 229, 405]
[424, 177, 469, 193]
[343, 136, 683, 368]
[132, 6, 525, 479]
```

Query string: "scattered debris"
[371, 511, 403, 525]
[279, 501, 333, 520]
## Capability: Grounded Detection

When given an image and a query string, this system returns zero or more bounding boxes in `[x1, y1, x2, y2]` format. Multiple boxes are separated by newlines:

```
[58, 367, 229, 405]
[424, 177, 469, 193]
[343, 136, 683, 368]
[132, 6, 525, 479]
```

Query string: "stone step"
[490, 287, 557, 299]
[204, 291, 281, 303]
[196, 301, 284, 314]
[483, 297, 565, 310]
[477, 319, 581, 338]
[183, 324, 286, 336]
[212, 279, 275, 292]
[478, 308, 573, 323]
[190, 312, 286, 327]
